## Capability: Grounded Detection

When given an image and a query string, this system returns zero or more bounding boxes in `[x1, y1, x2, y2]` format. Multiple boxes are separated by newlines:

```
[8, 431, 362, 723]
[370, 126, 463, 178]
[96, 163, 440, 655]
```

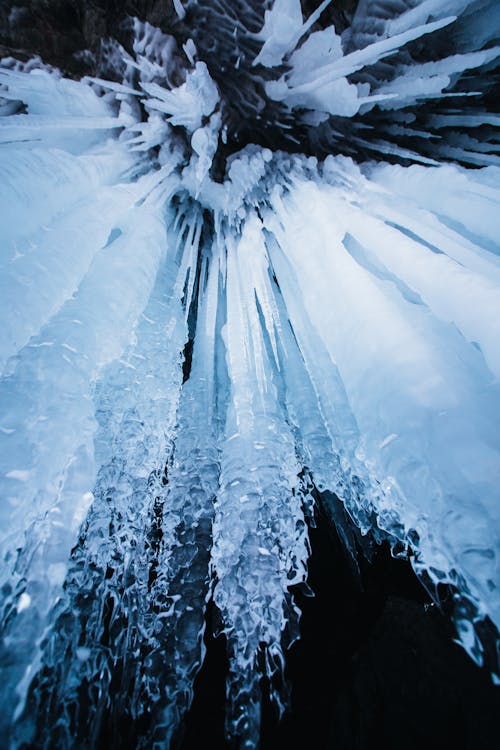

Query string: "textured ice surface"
[0, 2, 499, 747]
[265, 162, 500, 633]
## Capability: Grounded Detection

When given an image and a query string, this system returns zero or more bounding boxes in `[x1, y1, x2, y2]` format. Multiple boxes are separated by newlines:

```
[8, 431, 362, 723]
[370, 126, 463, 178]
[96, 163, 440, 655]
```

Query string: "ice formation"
[0, 1, 499, 747]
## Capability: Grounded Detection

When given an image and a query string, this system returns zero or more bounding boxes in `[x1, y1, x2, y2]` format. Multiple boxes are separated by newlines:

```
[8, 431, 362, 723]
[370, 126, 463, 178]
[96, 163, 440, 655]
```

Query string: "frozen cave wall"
[0, 1, 499, 748]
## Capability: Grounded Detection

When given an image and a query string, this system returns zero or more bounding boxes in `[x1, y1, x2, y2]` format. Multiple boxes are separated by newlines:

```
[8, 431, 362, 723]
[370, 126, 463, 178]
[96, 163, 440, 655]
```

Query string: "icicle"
[265, 16, 455, 115]
[1, 2, 500, 743]
[9, 206, 194, 747]
[212, 215, 309, 747]
[142, 62, 219, 133]
[253, 0, 335, 68]
[265, 165, 500, 639]
[0, 194, 172, 733]
[143, 241, 220, 747]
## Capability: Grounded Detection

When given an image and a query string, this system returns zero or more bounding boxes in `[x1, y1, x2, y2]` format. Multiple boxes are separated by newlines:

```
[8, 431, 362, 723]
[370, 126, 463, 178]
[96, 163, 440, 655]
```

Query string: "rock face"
[3, 0, 497, 167]
[0, 1, 312, 154]
[181, 511, 500, 750]
[0, 2, 353, 75]
[0, 1, 177, 75]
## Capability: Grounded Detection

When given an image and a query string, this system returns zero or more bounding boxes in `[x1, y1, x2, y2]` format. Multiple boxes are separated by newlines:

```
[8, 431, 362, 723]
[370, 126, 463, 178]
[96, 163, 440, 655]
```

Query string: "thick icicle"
[143, 237, 220, 747]
[10, 203, 195, 748]
[212, 215, 309, 747]
[265, 163, 500, 657]
[0, 190, 173, 733]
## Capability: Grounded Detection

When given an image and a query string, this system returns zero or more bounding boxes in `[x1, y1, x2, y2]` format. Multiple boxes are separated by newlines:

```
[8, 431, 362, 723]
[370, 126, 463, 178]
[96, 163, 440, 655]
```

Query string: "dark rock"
[178, 505, 500, 750]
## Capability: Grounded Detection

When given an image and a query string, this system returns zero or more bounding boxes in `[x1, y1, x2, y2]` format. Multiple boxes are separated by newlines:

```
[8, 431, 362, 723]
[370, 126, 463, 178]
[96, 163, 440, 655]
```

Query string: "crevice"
[181, 212, 212, 384]
[177, 600, 229, 750]
[173, 498, 500, 750]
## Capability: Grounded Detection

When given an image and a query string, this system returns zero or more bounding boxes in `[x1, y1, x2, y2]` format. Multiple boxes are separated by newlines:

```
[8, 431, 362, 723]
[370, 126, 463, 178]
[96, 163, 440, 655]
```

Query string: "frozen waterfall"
[0, 1, 499, 748]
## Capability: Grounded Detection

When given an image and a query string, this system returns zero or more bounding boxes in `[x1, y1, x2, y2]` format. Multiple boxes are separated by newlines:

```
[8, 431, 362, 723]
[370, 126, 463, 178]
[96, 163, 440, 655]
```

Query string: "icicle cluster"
[0, 2, 499, 748]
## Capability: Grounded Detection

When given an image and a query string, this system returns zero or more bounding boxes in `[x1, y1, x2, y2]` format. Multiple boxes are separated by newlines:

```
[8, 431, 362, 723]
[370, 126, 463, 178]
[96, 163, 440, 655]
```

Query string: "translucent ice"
[1, 2, 499, 747]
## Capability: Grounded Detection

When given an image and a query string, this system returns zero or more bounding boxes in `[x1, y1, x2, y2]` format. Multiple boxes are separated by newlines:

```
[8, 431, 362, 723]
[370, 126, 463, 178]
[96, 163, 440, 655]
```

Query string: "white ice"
[0, 5, 499, 746]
